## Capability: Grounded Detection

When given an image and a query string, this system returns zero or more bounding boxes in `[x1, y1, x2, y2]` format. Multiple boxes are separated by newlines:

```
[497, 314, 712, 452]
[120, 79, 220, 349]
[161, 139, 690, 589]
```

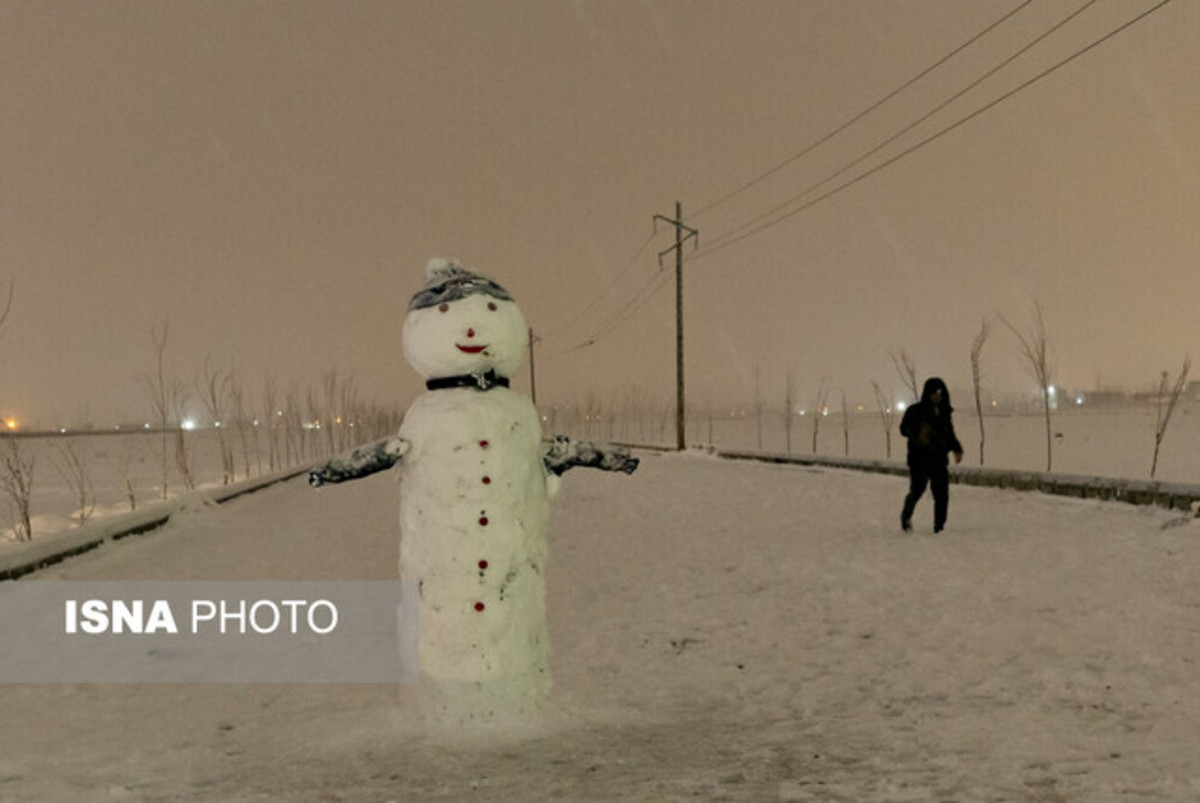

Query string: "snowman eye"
[487, 302, 497, 311]
[438, 303, 449, 313]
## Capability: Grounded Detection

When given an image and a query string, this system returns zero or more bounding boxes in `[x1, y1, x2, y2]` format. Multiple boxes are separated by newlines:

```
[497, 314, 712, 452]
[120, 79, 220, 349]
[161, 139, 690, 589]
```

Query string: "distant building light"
[4, 419, 17, 431]
[181, 419, 196, 431]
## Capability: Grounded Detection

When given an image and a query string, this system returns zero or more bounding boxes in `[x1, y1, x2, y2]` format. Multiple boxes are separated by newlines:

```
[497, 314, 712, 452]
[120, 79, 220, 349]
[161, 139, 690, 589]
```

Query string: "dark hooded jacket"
[899, 377, 963, 467]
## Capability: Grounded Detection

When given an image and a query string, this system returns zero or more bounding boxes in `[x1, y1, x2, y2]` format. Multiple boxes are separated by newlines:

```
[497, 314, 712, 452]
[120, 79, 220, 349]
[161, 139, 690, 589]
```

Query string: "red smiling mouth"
[456, 344, 488, 354]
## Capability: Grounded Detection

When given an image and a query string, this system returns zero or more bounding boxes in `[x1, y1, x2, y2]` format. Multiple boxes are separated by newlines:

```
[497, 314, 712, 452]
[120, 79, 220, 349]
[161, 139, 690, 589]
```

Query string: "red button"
[474, 602, 485, 612]
[479, 516, 489, 526]
[478, 560, 488, 570]
[482, 476, 491, 484]
[479, 440, 489, 449]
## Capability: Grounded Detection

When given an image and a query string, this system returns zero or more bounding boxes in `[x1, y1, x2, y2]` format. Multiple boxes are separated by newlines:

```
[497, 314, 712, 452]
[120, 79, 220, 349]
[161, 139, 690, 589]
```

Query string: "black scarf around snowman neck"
[425, 369, 510, 392]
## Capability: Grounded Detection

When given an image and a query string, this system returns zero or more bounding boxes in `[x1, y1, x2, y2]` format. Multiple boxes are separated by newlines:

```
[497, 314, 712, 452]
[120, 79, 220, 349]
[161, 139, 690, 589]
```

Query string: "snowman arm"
[308, 437, 411, 487]
[542, 436, 639, 476]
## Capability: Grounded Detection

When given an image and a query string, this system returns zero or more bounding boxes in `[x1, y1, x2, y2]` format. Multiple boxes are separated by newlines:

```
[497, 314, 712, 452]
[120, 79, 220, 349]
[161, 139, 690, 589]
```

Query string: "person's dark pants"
[901, 461, 950, 531]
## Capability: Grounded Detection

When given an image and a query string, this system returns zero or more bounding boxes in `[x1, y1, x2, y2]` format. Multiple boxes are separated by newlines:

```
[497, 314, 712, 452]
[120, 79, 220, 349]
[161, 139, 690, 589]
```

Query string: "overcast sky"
[3, 0, 1197, 427]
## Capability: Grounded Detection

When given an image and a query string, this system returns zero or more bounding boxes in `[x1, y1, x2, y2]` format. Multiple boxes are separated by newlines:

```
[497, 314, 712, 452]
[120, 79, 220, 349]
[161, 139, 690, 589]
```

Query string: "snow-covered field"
[3, 450, 1199, 801]
[5, 402, 1196, 546]
[568, 402, 1200, 485]
[0, 428, 344, 544]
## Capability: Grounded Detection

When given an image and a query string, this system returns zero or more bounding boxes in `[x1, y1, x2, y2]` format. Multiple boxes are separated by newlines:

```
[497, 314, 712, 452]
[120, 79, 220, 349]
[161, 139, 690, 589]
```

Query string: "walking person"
[899, 377, 964, 533]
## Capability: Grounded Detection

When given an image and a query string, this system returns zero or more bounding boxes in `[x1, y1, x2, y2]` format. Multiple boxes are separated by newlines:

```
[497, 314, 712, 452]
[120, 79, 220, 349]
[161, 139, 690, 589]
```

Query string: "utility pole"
[527, 328, 539, 407]
[654, 201, 698, 451]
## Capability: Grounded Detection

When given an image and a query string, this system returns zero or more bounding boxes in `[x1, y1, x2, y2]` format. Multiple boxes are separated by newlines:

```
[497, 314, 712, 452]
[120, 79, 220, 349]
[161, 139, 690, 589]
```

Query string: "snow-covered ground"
[3, 450, 1199, 801]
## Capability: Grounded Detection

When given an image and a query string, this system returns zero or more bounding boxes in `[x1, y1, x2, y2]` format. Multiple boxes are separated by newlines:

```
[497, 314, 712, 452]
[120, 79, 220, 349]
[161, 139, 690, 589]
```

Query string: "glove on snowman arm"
[308, 437, 410, 487]
[542, 436, 639, 476]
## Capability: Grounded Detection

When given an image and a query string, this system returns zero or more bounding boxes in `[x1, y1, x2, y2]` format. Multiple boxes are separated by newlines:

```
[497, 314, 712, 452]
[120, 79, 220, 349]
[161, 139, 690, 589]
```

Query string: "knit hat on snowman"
[408, 258, 514, 311]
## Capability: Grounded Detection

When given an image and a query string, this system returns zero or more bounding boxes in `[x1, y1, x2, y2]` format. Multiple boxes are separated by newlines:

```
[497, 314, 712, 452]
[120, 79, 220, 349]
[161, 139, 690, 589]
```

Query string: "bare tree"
[144, 320, 172, 500]
[321, 370, 340, 456]
[283, 381, 304, 466]
[754, 366, 763, 451]
[784, 371, 796, 454]
[198, 357, 234, 484]
[1, 438, 35, 541]
[890, 349, 919, 403]
[171, 386, 196, 492]
[337, 374, 360, 453]
[1001, 302, 1054, 472]
[870, 380, 896, 459]
[811, 379, 830, 454]
[116, 445, 137, 511]
[54, 438, 96, 524]
[229, 365, 257, 479]
[0, 281, 13, 333]
[1151, 356, 1191, 479]
[840, 388, 851, 457]
[0, 284, 33, 539]
[196, 357, 234, 482]
[970, 318, 990, 466]
[262, 374, 281, 472]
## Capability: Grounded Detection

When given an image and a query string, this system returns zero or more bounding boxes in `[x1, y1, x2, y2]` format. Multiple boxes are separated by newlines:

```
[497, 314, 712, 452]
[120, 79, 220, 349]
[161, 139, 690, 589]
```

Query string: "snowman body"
[398, 386, 550, 688]
[396, 263, 554, 720]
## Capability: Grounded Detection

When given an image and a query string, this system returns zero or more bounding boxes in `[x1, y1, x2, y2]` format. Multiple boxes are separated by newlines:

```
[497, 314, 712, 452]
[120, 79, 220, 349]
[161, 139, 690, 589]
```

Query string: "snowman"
[310, 258, 637, 725]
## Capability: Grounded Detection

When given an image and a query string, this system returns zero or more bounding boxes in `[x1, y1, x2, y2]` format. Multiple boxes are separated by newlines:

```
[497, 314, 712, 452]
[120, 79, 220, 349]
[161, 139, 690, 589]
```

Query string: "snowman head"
[403, 259, 527, 381]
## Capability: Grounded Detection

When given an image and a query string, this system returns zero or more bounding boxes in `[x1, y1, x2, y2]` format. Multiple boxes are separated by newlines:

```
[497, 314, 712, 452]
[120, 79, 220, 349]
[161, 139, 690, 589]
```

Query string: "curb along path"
[713, 448, 1200, 514]
[0, 466, 312, 582]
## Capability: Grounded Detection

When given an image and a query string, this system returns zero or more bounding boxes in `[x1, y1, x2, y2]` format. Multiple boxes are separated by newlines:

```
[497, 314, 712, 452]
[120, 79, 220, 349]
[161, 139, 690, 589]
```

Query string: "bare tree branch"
[1, 438, 36, 541]
[0, 281, 14, 335]
[871, 380, 895, 459]
[1151, 356, 1191, 479]
[970, 318, 990, 466]
[1000, 302, 1054, 472]
[54, 438, 95, 524]
[890, 349, 919, 403]
[810, 378, 830, 454]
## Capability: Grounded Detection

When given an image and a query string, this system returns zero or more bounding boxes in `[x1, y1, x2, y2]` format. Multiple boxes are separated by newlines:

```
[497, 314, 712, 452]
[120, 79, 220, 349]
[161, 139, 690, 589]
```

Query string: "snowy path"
[3, 452, 1199, 801]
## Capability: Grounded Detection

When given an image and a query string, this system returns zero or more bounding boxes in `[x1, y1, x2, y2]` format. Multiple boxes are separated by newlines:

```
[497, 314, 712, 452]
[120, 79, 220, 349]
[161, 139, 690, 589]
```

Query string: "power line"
[559, 268, 672, 353]
[691, 0, 1172, 264]
[549, 206, 698, 353]
[539, 229, 663, 342]
[700, 0, 1098, 256]
[689, 0, 1033, 221]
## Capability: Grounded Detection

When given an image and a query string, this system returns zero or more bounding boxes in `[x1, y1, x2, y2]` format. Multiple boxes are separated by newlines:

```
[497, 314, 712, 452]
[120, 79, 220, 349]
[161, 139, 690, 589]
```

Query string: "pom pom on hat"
[409, 258, 514, 311]
[424, 257, 462, 282]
